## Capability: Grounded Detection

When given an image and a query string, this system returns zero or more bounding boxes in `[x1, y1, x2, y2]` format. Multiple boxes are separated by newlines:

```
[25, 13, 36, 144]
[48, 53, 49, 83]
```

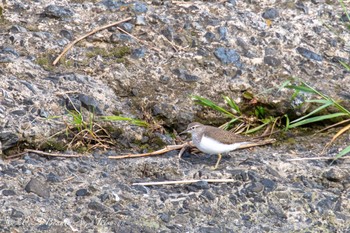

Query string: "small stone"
[11, 209, 24, 218]
[60, 29, 73, 40]
[295, 1, 309, 14]
[191, 180, 209, 190]
[88, 201, 106, 212]
[100, 0, 125, 10]
[204, 32, 216, 42]
[43, 5, 73, 19]
[0, 132, 19, 151]
[262, 8, 279, 20]
[218, 26, 228, 40]
[261, 178, 276, 192]
[133, 2, 148, 13]
[173, 69, 199, 82]
[214, 47, 241, 67]
[120, 23, 134, 33]
[46, 172, 61, 183]
[264, 56, 281, 67]
[135, 15, 147, 26]
[76, 188, 89, 196]
[201, 190, 215, 201]
[159, 213, 170, 223]
[37, 224, 50, 231]
[38, 109, 48, 118]
[110, 33, 133, 43]
[246, 182, 264, 193]
[131, 47, 146, 59]
[159, 75, 170, 84]
[9, 25, 27, 33]
[322, 168, 347, 182]
[78, 94, 103, 115]
[296, 47, 323, 61]
[2, 189, 16, 196]
[25, 178, 50, 198]
[11, 110, 26, 116]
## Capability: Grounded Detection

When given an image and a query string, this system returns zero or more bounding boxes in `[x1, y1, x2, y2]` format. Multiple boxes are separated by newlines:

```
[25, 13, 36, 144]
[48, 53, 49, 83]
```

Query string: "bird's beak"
[179, 128, 190, 135]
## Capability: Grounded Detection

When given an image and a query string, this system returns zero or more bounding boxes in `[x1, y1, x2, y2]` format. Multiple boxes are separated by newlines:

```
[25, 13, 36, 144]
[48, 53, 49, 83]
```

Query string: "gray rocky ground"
[0, 0, 349, 232]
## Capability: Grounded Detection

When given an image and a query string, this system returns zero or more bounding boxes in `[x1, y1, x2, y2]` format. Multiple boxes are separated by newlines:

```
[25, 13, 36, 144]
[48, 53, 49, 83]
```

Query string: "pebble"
[2, 189, 16, 196]
[173, 68, 199, 82]
[296, 47, 323, 61]
[76, 188, 89, 196]
[322, 168, 347, 182]
[24, 178, 50, 198]
[133, 2, 148, 13]
[214, 47, 242, 67]
[264, 56, 281, 67]
[262, 8, 279, 19]
[88, 201, 107, 212]
[78, 94, 104, 115]
[131, 47, 146, 59]
[43, 5, 74, 19]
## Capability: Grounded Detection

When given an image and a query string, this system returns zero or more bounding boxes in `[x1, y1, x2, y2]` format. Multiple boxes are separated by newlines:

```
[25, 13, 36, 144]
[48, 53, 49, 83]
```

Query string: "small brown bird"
[181, 122, 275, 169]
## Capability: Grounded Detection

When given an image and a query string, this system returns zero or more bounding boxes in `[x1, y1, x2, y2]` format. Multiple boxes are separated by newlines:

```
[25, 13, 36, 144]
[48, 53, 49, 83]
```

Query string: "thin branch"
[132, 179, 236, 186]
[25, 149, 82, 158]
[53, 17, 132, 65]
[287, 156, 349, 161]
[108, 143, 188, 159]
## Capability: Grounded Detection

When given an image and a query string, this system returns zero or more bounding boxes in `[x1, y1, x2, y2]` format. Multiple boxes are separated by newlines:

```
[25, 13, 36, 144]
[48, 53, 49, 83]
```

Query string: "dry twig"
[132, 179, 236, 186]
[108, 143, 189, 159]
[53, 17, 132, 65]
[25, 149, 82, 158]
[287, 156, 349, 161]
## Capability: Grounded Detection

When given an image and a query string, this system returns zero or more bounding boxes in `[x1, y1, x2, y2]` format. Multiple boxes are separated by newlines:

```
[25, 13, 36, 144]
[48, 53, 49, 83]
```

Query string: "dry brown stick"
[132, 179, 236, 186]
[53, 17, 132, 65]
[25, 149, 82, 158]
[116, 26, 161, 53]
[287, 156, 349, 161]
[108, 143, 187, 159]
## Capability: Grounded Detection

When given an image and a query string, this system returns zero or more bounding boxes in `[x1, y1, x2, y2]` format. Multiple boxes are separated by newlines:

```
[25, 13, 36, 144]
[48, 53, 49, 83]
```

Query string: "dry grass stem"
[132, 179, 236, 186]
[53, 17, 132, 65]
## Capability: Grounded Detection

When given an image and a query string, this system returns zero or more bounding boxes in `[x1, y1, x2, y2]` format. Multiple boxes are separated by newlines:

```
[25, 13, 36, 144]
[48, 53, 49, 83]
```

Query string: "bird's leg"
[211, 153, 222, 170]
[178, 141, 191, 159]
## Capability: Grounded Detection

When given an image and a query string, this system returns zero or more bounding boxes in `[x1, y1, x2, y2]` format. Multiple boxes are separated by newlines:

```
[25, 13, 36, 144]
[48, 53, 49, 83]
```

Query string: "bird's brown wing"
[204, 125, 254, 145]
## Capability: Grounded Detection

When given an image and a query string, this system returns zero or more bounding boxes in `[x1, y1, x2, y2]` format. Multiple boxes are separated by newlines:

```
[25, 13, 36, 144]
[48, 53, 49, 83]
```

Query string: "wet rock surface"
[0, 0, 350, 232]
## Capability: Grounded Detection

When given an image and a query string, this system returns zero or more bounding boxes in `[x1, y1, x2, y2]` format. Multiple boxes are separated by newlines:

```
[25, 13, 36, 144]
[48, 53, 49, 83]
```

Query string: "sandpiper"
[181, 122, 275, 169]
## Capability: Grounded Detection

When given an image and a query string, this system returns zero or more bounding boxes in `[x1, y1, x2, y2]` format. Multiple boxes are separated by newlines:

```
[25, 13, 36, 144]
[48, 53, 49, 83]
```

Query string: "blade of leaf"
[285, 85, 317, 94]
[334, 144, 350, 160]
[245, 121, 270, 134]
[305, 99, 333, 104]
[290, 102, 333, 123]
[192, 95, 235, 117]
[288, 112, 347, 128]
[223, 96, 240, 113]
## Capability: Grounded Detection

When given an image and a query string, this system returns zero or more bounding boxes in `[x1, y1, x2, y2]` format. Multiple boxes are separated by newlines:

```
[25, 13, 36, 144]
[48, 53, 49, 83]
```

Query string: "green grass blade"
[223, 95, 241, 114]
[339, 60, 350, 71]
[305, 99, 333, 104]
[334, 144, 350, 160]
[284, 114, 290, 130]
[285, 85, 317, 94]
[245, 121, 270, 134]
[290, 102, 333, 123]
[192, 95, 235, 117]
[288, 112, 347, 128]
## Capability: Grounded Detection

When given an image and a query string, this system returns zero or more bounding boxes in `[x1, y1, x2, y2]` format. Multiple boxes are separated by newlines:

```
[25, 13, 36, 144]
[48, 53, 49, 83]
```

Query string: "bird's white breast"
[195, 135, 248, 154]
